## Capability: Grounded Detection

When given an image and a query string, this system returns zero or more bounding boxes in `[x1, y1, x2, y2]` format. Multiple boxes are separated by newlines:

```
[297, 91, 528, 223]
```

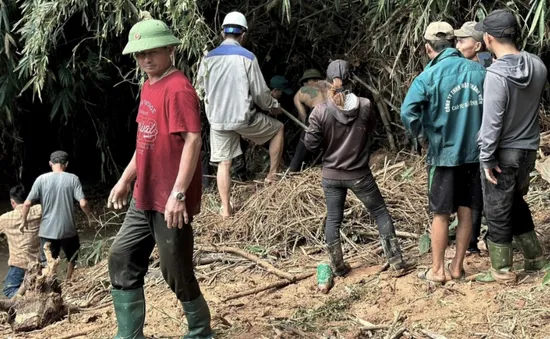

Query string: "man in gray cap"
[401, 22, 486, 284]
[455, 21, 492, 68]
[21, 150, 91, 281]
[475, 9, 549, 283]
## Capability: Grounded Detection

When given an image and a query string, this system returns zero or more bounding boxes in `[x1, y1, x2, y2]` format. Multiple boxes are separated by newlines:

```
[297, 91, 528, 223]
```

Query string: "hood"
[487, 52, 535, 88]
[327, 93, 360, 124]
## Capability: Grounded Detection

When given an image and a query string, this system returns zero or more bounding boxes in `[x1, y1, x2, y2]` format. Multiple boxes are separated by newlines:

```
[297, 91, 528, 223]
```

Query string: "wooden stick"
[223, 271, 315, 302]
[349, 315, 390, 330]
[201, 245, 295, 281]
[421, 329, 448, 339]
[360, 230, 419, 240]
[373, 161, 405, 177]
[57, 325, 103, 339]
[352, 75, 397, 150]
[384, 311, 401, 339]
[281, 108, 308, 130]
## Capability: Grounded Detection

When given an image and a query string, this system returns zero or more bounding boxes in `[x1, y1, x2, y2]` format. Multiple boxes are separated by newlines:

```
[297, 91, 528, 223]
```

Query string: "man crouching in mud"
[401, 22, 486, 284]
[106, 14, 213, 338]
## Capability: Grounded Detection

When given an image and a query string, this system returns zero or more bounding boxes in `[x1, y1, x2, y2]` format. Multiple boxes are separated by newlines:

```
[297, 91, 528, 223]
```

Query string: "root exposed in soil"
[1, 242, 66, 332]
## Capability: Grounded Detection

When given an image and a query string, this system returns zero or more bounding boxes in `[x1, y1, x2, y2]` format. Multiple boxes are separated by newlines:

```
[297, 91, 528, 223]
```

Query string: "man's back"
[198, 40, 276, 131]
[298, 83, 327, 109]
[401, 48, 486, 166]
[27, 172, 85, 239]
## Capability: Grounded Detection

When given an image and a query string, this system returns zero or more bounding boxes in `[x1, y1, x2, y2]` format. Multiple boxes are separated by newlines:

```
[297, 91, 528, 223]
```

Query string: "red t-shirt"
[133, 71, 202, 216]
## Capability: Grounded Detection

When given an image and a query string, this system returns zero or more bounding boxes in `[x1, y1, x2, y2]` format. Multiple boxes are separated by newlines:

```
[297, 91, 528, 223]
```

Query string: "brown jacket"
[304, 94, 375, 180]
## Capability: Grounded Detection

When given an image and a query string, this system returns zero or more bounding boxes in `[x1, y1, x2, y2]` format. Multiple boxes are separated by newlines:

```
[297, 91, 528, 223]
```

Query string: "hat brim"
[282, 88, 293, 95]
[454, 29, 471, 38]
[122, 36, 181, 55]
[300, 76, 322, 83]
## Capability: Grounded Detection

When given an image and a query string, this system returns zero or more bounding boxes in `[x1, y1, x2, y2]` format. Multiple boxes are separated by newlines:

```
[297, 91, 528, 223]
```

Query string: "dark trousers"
[482, 149, 536, 244]
[322, 172, 395, 244]
[289, 138, 314, 172]
[469, 207, 483, 250]
[40, 235, 80, 265]
[2, 266, 25, 298]
[108, 199, 201, 302]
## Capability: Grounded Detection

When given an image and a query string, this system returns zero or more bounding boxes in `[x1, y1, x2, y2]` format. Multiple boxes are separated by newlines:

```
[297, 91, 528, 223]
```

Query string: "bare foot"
[265, 174, 279, 183]
[220, 204, 233, 220]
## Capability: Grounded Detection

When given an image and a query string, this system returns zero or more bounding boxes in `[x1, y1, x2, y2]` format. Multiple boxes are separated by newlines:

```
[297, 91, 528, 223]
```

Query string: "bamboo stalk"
[200, 245, 295, 281]
[352, 75, 397, 150]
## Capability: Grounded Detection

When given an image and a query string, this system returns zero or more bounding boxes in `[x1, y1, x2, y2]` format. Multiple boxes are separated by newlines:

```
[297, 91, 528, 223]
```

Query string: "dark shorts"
[40, 235, 81, 265]
[427, 163, 482, 214]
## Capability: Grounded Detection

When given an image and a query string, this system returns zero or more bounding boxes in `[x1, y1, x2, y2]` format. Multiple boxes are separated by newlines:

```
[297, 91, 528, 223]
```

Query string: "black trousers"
[289, 137, 314, 172]
[322, 171, 395, 244]
[482, 149, 536, 244]
[108, 199, 201, 302]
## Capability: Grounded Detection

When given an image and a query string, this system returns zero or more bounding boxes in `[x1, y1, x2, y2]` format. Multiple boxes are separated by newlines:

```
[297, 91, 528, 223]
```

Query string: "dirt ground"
[2, 155, 550, 339]
[3, 233, 550, 339]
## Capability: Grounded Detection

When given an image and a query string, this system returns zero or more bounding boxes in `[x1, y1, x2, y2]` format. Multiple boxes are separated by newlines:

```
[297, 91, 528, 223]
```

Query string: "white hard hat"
[222, 11, 248, 30]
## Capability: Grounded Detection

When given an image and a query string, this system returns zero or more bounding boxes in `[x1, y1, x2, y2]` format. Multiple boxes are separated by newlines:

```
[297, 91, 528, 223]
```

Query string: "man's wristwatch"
[171, 191, 186, 202]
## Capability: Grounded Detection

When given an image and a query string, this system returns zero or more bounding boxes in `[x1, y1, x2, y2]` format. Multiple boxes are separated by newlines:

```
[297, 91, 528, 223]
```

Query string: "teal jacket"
[400, 48, 486, 167]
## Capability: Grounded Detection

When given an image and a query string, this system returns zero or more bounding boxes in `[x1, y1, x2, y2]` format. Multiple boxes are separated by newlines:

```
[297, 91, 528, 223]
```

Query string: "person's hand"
[107, 180, 131, 210]
[19, 219, 28, 233]
[484, 166, 501, 185]
[270, 106, 282, 116]
[164, 196, 188, 229]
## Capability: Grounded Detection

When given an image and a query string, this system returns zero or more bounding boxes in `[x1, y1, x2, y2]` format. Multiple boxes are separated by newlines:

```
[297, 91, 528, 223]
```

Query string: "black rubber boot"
[182, 294, 214, 339]
[326, 241, 351, 277]
[111, 288, 146, 339]
[380, 234, 409, 270]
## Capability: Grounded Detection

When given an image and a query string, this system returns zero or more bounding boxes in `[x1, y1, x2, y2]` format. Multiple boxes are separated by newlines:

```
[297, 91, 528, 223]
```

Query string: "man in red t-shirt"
[106, 15, 212, 339]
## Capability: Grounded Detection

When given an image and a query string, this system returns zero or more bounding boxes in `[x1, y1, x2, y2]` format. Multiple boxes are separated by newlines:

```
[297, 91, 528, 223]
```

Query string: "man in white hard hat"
[197, 11, 284, 219]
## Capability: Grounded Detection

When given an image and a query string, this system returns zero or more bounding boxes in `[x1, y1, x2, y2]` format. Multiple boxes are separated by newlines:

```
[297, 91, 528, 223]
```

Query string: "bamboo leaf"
[542, 271, 550, 286]
[419, 233, 431, 255]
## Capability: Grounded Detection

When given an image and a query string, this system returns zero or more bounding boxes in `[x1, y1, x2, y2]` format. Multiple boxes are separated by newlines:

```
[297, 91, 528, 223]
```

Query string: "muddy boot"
[515, 230, 550, 272]
[182, 294, 214, 339]
[476, 240, 517, 283]
[111, 288, 146, 339]
[380, 234, 409, 271]
[326, 241, 351, 277]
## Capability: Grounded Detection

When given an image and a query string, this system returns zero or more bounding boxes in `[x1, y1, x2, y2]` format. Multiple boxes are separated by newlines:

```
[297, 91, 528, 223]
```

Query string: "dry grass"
[197, 152, 429, 256]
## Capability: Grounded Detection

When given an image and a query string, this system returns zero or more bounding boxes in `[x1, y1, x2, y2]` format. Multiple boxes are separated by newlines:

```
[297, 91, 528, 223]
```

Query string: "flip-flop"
[417, 268, 445, 285]
[445, 262, 466, 281]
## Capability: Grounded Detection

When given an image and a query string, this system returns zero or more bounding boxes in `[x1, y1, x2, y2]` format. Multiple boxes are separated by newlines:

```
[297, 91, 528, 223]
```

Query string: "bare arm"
[120, 151, 137, 184]
[79, 199, 92, 219]
[294, 92, 308, 123]
[20, 200, 33, 230]
[172, 132, 202, 193]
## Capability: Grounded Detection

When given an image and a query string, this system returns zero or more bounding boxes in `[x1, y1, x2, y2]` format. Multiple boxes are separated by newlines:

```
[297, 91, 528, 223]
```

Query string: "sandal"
[417, 268, 445, 285]
[444, 262, 466, 281]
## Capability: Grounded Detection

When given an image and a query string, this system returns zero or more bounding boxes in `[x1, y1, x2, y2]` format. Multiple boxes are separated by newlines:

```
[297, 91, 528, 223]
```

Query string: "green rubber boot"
[515, 230, 550, 272]
[111, 288, 146, 339]
[476, 240, 517, 283]
[182, 294, 214, 339]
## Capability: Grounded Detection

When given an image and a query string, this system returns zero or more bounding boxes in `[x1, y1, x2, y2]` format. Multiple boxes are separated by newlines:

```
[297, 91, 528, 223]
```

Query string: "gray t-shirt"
[27, 172, 85, 239]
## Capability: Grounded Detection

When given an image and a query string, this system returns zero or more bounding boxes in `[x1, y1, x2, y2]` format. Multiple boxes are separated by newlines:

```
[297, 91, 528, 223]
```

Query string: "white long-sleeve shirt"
[196, 39, 278, 131]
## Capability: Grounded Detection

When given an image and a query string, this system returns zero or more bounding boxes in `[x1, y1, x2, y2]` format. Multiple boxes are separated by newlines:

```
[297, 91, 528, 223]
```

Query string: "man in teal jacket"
[401, 22, 486, 284]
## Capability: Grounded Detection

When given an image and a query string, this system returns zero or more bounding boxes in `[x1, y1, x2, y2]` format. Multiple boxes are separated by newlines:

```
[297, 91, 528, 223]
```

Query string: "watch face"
[176, 193, 185, 201]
